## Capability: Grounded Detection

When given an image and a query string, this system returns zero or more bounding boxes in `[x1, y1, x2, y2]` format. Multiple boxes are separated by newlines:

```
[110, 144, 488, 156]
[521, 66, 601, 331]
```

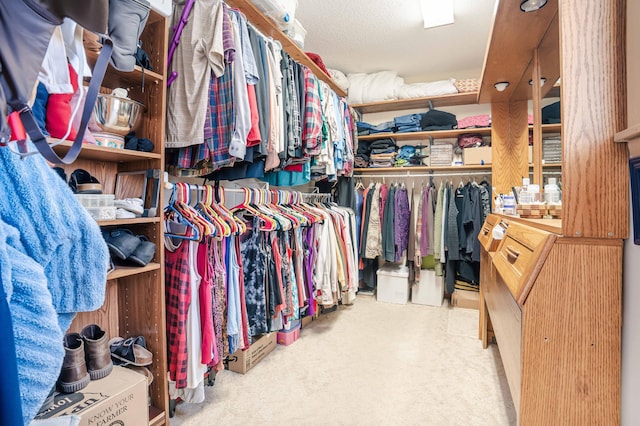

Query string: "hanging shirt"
[166, 0, 225, 148]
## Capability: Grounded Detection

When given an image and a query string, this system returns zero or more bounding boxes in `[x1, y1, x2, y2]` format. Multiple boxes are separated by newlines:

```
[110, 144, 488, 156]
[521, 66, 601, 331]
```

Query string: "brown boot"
[81, 324, 113, 380]
[57, 333, 90, 393]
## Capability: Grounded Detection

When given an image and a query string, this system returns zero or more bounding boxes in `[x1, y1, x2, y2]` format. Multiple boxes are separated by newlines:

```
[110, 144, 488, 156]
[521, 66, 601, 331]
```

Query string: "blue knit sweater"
[0, 147, 109, 424]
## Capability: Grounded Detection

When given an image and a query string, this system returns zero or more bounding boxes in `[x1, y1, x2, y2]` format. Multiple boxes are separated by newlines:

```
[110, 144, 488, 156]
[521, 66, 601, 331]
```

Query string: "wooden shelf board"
[149, 406, 165, 426]
[86, 51, 164, 87]
[542, 163, 562, 168]
[225, 0, 346, 97]
[358, 127, 492, 141]
[541, 123, 561, 132]
[478, 0, 559, 104]
[354, 164, 492, 173]
[352, 92, 480, 114]
[107, 262, 161, 280]
[98, 217, 161, 226]
[52, 140, 161, 163]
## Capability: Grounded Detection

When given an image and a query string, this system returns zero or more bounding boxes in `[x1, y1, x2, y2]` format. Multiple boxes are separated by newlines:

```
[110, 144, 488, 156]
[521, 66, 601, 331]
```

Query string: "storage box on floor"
[227, 332, 277, 374]
[451, 289, 480, 310]
[411, 269, 444, 306]
[376, 264, 410, 304]
[277, 320, 301, 345]
[34, 366, 148, 425]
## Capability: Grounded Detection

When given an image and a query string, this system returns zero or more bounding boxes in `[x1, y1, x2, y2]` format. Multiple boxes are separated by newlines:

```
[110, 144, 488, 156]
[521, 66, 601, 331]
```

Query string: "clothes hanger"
[164, 184, 201, 241]
[197, 185, 230, 239]
[174, 183, 216, 238]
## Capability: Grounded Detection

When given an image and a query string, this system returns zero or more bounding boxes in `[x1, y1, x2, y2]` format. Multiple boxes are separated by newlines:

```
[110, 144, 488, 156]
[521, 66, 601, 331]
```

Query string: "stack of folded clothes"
[420, 109, 458, 131]
[394, 113, 423, 133]
[368, 138, 397, 167]
[395, 145, 417, 167]
[357, 120, 395, 136]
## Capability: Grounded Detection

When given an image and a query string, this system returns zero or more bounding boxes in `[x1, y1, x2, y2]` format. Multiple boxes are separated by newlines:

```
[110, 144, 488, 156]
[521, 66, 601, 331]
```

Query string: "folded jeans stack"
[394, 113, 423, 133]
[356, 120, 395, 136]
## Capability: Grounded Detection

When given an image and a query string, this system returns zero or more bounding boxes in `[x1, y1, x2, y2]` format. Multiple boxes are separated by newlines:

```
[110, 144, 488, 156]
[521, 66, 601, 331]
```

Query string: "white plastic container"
[149, 0, 172, 17]
[544, 178, 561, 204]
[75, 194, 116, 221]
[411, 270, 444, 306]
[376, 264, 410, 305]
[251, 0, 292, 30]
[503, 195, 516, 215]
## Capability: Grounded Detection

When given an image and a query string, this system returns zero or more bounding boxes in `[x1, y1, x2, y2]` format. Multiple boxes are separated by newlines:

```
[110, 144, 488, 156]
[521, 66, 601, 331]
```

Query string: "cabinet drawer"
[479, 215, 507, 252]
[492, 221, 554, 301]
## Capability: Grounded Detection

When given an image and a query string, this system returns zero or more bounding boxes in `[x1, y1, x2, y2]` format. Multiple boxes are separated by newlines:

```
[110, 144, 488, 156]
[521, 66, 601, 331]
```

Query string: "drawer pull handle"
[506, 246, 520, 263]
[483, 227, 490, 235]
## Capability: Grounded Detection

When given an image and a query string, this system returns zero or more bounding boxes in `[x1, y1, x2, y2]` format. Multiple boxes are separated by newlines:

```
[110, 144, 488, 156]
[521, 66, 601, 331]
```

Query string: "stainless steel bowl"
[93, 94, 145, 136]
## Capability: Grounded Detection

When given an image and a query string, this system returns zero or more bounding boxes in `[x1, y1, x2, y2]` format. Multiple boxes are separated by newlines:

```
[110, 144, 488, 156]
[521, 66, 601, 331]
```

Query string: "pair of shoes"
[102, 229, 156, 266]
[116, 208, 136, 219]
[109, 336, 153, 367]
[57, 324, 113, 393]
[114, 198, 144, 215]
[124, 131, 154, 152]
[68, 169, 103, 194]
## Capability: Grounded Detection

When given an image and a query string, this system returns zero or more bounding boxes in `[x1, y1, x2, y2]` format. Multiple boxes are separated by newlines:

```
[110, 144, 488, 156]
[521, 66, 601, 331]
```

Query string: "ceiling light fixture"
[494, 82, 510, 92]
[528, 77, 547, 86]
[520, 0, 548, 12]
[421, 0, 455, 29]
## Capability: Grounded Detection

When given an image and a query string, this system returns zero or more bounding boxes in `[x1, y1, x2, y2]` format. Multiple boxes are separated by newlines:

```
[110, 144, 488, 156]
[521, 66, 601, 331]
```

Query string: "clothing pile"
[357, 108, 459, 136]
[360, 138, 398, 168]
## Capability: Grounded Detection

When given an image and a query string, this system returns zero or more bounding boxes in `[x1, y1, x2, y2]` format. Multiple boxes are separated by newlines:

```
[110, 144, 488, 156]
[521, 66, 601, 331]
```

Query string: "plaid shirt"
[165, 228, 193, 389]
[302, 67, 323, 157]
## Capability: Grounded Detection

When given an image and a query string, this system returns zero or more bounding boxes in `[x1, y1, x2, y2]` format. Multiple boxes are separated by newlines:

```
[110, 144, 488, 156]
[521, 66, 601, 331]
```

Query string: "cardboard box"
[227, 333, 277, 374]
[451, 289, 480, 310]
[376, 264, 410, 304]
[463, 146, 492, 165]
[35, 366, 148, 425]
[300, 315, 313, 329]
[411, 270, 444, 306]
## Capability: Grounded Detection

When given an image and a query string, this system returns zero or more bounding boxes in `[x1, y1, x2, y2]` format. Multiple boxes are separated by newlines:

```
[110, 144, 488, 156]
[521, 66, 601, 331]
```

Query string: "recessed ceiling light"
[421, 0, 455, 29]
[494, 82, 510, 92]
[520, 0, 548, 12]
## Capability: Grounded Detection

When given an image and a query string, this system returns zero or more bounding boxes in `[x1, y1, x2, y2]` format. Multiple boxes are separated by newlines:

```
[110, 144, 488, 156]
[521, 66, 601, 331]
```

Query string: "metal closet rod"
[356, 171, 491, 179]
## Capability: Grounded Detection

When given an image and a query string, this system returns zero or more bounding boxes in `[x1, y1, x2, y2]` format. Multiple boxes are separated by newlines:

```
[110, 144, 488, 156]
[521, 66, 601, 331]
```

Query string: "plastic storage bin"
[376, 264, 410, 304]
[251, 0, 292, 30]
[411, 270, 444, 306]
[277, 322, 301, 345]
[285, 19, 306, 49]
[75, 194, 116, 221]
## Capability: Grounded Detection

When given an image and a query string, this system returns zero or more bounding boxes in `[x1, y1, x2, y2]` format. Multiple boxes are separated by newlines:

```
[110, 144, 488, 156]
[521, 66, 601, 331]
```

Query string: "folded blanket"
[396, 79, 458, 99]
[348, 71, 404, 104]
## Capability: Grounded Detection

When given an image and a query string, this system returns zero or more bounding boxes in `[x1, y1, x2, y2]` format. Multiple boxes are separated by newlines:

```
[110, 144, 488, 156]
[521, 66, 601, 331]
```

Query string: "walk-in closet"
[1, 0, 638, 425]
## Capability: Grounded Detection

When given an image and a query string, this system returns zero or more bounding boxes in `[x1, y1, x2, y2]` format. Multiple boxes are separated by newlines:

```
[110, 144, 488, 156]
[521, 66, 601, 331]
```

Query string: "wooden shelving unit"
[64, 9, 170, 425]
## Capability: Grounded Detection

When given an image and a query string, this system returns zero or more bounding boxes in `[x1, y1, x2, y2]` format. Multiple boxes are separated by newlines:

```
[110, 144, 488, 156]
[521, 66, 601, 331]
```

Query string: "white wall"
[622, 1, 640, 424]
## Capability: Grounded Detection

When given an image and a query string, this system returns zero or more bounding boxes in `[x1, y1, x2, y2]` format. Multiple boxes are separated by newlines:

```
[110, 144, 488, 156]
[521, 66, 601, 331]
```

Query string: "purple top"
[394, 187, 410, 262]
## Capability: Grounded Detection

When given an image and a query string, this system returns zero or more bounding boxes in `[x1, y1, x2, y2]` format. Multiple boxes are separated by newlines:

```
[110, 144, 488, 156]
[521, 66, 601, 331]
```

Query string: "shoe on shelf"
[102, 228, 141, 260]
[114, 198, 144, 215]
[127, 235, 156, 266]
[115, 208, 136, 219]
[109, 336, 153, 367]
[80, 324, 113, 380]
[69, 169, 102, 194]
[57, 333, 90, 393]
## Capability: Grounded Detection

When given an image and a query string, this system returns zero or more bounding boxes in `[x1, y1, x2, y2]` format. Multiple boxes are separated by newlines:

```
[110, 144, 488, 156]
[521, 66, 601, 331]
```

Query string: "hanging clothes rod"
[356, 171, 491, 179]
[164, 182, 269, 193]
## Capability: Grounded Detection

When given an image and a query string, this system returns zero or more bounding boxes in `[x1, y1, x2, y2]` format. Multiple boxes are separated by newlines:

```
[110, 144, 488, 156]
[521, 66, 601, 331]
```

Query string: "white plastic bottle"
[544, 178, 561, 204]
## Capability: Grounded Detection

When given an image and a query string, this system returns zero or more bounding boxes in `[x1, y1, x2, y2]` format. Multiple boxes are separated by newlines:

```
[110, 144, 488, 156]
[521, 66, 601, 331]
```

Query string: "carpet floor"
[170, 295, 517, 425]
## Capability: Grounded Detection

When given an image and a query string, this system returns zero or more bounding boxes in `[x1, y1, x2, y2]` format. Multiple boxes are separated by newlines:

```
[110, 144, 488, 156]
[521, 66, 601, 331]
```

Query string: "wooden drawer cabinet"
[478, 214, 503, 252]
[492, 220, 555, 303]
[479, 215, 622, 424]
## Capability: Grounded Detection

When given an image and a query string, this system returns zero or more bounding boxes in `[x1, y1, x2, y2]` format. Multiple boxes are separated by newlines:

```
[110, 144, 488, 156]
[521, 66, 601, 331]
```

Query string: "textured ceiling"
[295, 0, 497, 83]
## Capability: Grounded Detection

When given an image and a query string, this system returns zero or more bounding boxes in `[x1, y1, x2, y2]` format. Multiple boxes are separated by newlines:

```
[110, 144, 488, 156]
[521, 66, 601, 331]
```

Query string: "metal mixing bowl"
[93, 94, 145, 136]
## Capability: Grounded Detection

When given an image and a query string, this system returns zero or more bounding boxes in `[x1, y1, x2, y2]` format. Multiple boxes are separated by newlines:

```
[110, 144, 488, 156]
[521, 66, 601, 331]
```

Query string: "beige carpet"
[170, 295, 516, 425]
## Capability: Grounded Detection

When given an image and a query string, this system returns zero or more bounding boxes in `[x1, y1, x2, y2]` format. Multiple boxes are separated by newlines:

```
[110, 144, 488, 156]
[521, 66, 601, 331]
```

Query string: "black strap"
[19, 37, 113, 164]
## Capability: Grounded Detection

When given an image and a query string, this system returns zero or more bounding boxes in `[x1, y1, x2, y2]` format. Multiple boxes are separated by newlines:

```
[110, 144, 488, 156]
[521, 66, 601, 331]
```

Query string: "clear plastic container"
[251, 0, 291, 29]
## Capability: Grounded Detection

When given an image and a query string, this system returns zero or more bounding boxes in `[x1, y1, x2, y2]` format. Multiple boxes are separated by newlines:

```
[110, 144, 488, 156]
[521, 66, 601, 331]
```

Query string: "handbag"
[0, 0, 111, 164]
